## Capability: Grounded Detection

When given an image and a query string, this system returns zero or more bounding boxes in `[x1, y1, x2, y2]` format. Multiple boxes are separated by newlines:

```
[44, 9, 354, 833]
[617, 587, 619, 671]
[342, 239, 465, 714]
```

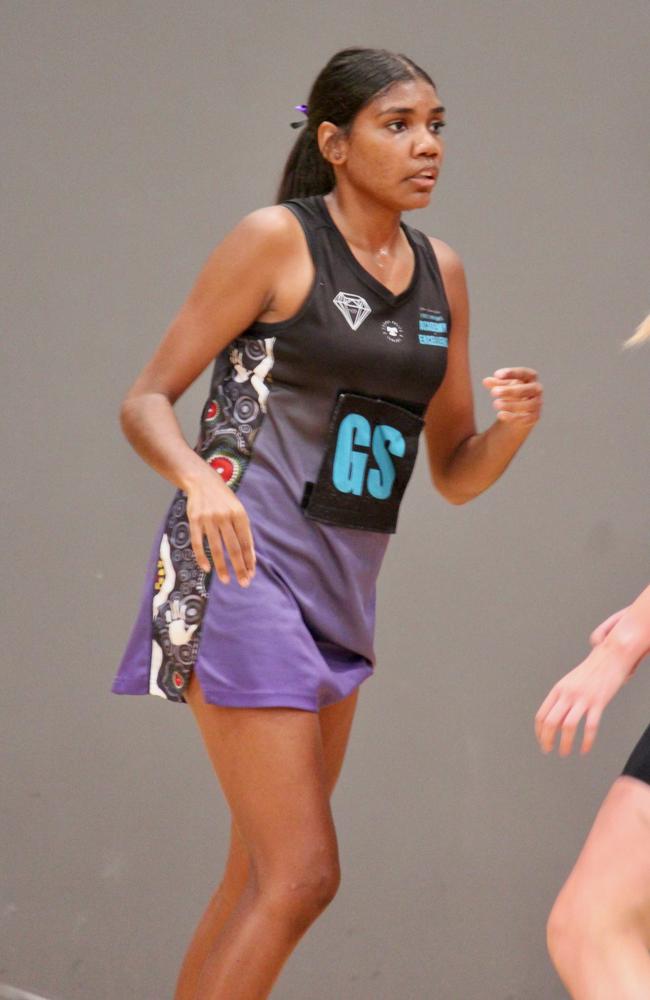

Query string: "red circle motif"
[172, 671, 184, 689]
[209, 456, 234, 482]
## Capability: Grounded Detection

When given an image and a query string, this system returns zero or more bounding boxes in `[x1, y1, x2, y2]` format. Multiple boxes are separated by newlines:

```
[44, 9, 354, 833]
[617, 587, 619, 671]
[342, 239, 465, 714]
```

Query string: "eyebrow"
[378, 105, 446, 116]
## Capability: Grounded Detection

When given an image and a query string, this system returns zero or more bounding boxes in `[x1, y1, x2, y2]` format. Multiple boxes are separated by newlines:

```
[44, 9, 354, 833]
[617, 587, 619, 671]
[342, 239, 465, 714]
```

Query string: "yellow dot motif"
[154, 558, 165, 592]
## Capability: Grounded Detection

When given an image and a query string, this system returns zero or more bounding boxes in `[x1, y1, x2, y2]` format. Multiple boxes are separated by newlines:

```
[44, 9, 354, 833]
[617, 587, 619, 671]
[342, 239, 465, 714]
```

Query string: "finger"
[219, 519, 251, 587]
[539, 697, 572, 753]
[493, 367, 538, 382]
[535, 688, 561, 742]
[490, 382, 543, 401]
[206, 521, 230, 584]
[232, 508, 256, 577]
[189, 518, 211, 573]
[496, 409, 540, 425]
[558, 702, 586, 757]
[493, 397, 542, 415]
[483, 376, 519, 389]
[581, 706, 603, 754]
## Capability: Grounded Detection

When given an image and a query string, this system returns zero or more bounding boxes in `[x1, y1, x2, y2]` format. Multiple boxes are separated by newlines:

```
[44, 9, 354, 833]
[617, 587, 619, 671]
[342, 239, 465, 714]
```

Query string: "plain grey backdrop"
[2, 1, 649, 998]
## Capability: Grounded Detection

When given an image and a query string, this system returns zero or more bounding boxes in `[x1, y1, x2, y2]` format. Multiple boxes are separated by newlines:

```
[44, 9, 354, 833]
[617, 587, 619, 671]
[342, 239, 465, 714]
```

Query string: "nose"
[413, 124, 442, 159]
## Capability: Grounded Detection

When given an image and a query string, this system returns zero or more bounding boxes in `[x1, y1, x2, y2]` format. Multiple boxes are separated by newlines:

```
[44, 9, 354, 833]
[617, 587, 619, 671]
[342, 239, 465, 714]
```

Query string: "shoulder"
[228, 204, 305, 252]
[203, 205, 307, 286]
[426, 236, 468, 304]
[212, 206, 308, 281]
[426, 237, 465, 283]
[425, 237, 468, 326]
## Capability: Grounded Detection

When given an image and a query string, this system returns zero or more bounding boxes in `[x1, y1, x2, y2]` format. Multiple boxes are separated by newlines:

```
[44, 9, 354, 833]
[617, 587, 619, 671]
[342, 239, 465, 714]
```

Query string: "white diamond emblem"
[333, 292, 372, 331]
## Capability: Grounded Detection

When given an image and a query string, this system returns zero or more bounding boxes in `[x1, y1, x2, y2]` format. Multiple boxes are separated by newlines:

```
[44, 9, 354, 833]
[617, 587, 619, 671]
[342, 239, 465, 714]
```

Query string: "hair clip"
[290, 103, 309, 129]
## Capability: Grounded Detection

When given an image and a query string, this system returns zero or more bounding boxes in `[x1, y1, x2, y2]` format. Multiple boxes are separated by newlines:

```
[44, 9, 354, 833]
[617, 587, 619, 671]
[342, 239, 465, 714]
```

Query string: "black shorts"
[622, 724, 650, 785]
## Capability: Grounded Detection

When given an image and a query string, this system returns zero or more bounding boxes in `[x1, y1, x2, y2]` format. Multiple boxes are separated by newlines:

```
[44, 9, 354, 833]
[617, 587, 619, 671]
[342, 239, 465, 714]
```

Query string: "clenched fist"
[483, 367, 543, 428]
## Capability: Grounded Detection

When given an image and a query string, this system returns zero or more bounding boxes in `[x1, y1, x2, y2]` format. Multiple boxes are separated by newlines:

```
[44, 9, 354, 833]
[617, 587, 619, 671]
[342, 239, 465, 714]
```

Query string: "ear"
[317, 121, 349, 166]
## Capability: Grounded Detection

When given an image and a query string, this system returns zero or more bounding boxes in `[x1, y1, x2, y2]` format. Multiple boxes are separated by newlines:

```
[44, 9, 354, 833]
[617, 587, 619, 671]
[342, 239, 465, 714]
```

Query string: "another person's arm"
[423, 240, 542, 504]
[535, 584, 650, 756]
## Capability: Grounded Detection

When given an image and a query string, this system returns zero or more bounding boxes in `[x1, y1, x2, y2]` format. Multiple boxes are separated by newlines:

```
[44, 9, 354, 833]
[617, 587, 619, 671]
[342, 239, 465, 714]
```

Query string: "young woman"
[536, 314, 650, 1000]
[113, 47, 542, 1000]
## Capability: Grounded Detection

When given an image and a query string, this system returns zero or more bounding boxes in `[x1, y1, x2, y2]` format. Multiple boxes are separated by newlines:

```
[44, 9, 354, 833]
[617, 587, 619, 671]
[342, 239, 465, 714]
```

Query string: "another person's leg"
[175, 679, 359, 1000]
[547, 775, 650, 1000]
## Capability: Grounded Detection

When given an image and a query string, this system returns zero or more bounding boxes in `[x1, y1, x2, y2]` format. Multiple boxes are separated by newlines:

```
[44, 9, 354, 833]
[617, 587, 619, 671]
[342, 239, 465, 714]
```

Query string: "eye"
[431, 120, 446, 135]
[386, 120, 408, 132]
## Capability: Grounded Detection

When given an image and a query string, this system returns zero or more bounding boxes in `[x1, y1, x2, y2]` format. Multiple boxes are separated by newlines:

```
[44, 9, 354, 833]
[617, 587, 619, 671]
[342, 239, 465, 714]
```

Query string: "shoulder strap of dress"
[402, 222, 444, 274]
[281, 197, 330, 259]
[403, 222, 452, 317]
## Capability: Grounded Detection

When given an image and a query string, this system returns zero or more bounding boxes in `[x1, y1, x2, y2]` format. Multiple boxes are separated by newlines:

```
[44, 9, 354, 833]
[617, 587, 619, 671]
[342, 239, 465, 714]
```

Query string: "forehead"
[367, 77, 440, 114]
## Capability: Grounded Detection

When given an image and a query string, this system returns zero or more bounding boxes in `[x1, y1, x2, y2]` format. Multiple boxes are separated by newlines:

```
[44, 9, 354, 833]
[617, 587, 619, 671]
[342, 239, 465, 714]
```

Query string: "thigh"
[212, 689, 360, 877]
[320, 689, 359, 796]
[561, 776, 650, 938]
[186, 674, 338, 879]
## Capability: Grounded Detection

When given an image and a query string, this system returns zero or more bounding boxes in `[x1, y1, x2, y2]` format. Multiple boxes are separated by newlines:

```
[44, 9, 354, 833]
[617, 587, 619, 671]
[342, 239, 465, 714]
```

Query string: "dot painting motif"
[148, 336, 276, 701]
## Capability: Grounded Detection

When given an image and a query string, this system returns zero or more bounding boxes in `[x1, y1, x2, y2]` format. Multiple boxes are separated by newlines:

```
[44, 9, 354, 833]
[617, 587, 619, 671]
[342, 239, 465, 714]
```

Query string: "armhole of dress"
[246, 201, 322, 334]
[407, 225, 453, 332]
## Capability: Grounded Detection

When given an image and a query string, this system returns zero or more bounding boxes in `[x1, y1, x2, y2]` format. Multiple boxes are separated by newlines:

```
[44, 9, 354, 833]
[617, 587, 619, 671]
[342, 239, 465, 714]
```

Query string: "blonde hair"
[625, 313, 650, 348]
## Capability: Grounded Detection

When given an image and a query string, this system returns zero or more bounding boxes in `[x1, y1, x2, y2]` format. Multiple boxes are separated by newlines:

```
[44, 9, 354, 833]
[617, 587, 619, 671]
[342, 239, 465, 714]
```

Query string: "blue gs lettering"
[332, 413, 404, 500]
[332, 413, 371, 495]
[367, 424, 405, 499]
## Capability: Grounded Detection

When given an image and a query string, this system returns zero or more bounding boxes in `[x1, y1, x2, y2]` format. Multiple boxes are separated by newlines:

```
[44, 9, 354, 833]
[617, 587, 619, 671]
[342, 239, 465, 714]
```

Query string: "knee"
[547, 883, 606, 975]
[547, 891, 578, 972]
[263, 858, 341, 932]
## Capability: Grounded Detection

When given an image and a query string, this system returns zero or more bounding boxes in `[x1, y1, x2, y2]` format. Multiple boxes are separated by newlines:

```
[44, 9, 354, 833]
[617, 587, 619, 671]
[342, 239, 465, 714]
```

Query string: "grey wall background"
[2, 1, 648, 998]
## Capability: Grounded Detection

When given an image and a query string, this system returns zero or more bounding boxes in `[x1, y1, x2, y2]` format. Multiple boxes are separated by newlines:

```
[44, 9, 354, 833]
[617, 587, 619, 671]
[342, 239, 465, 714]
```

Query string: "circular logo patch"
[381, 319, 405, 344]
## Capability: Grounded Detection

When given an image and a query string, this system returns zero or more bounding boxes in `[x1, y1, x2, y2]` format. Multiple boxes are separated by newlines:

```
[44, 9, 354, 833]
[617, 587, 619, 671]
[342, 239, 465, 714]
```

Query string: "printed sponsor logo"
[418, 308, 448, 347]
[418, 334, 448, 346]
[333, 291, 372, 331]
[381, 319, 405, 344]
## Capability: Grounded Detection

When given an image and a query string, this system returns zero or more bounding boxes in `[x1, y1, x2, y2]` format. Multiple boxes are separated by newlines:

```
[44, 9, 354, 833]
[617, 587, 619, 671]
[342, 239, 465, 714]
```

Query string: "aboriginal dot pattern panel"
[149, 336, 276, 700]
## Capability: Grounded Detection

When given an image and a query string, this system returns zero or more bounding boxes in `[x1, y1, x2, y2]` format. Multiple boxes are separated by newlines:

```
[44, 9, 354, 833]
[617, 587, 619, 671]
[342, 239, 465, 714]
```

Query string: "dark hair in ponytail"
[276, 47, 435, 203]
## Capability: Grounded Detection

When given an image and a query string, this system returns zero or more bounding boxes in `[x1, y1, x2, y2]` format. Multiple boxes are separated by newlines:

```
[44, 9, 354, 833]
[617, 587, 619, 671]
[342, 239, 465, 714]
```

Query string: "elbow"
[119, 394, 139, 439]
[119, 397, 130, 433]
[444, 490, 475, 506]
[432, 475, 476, 506]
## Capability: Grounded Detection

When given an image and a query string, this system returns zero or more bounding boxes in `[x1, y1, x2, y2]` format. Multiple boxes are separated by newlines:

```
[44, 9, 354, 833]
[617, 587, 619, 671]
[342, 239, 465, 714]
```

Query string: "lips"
[409, 167, 438, 180]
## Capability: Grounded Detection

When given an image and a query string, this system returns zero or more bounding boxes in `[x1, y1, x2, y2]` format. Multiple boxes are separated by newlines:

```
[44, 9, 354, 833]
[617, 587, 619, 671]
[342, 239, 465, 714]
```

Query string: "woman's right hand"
[185, 466, 256, 586]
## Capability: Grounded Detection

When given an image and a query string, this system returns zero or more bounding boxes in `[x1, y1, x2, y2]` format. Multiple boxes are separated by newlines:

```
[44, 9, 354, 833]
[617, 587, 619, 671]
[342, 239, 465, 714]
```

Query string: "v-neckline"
[317, 195, 419, 306]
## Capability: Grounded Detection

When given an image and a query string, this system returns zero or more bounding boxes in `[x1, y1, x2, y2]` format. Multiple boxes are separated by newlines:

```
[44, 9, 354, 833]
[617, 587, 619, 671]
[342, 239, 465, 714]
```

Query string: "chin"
[401, 191, 433, 212]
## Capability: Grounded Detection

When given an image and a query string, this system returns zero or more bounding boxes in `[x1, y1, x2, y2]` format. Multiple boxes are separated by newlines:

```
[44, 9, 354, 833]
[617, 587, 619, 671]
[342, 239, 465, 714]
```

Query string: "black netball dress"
[112, 195, 451, 710]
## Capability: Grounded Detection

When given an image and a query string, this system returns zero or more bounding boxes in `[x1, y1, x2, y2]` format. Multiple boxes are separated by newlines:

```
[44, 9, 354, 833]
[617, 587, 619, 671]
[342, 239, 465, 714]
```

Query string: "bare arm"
[120, 207, 297, 490]
[535, 584, 650, 756]
[597, 585, 650, 663]
[120, 206, 306, 585]
[424, 240, 542, 504]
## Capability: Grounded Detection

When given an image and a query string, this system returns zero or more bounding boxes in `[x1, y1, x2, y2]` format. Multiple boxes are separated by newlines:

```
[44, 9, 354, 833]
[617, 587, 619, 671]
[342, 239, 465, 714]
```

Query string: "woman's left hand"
[483, 367, 543, 428]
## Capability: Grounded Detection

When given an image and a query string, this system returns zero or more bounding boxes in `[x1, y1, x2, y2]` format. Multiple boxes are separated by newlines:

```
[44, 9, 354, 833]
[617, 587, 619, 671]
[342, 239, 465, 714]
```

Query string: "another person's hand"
[534, 642, 636, 757]
[185, 466, 256, 587]
[483, 367, 543, 428]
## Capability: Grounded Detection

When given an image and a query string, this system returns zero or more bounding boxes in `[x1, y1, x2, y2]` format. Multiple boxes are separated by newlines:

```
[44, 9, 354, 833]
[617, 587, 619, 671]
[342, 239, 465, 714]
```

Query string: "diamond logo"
[333, 291, 372, 331]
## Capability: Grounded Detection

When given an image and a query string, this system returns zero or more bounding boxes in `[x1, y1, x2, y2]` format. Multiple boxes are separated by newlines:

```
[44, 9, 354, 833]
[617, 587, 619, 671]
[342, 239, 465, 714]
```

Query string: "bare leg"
[547, 776, 650, 999]
[174, 817, 249, 1000]
[174, 680, 359, 1000]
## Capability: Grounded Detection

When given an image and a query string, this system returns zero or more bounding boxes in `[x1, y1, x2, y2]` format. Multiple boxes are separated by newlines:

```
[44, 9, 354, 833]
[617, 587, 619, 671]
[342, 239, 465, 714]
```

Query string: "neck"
[323, 186, 403, 254]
